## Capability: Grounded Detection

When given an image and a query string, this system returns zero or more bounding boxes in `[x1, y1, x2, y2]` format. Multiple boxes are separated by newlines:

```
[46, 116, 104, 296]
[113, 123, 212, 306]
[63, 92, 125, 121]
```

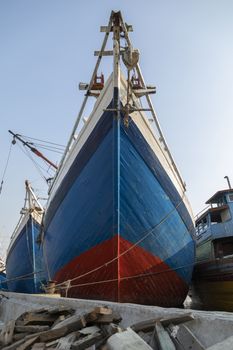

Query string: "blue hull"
[43, 106, 195, 306]
[6, 216, 44, 293]
[0, 272, 7, 290]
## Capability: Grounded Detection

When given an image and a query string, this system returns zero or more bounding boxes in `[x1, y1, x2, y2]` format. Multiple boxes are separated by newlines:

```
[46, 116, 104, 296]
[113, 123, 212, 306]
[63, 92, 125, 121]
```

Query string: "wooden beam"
[71, 333, 103, 350]
[100, 25, 133, 32]
[155, 322, 176, 350]
[0, 320, 15, 345]
[15, 325, 50, 334]
[131, 313, 194, 333]
[94, 50, 123, 56]
[55, 332, 77, 350]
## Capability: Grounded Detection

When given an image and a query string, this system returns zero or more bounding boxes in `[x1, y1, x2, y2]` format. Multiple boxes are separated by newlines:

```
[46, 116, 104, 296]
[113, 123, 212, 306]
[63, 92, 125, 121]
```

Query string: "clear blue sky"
[0, 0, 233, 258]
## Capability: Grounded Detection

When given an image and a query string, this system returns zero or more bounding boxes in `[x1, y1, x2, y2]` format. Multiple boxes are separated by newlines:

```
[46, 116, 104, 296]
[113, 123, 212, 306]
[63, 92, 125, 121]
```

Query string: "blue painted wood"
[43, 108, 195, 288]
[196, 193, 233, 245]
[0, 272, 7, 290]
[6, 217, 44, 293]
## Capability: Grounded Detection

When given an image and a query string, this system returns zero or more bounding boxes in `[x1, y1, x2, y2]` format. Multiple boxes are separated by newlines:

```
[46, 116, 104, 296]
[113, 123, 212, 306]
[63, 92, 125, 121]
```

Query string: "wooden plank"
[131, 313, 194, 332]
[17, 336, 39, 350]
[52, 314, 86, 331]
[47, 306, 74, 316]
[155, 322, 176, 350]
[78, 326, 100, 335]
[0, 320, 15, 345]
[94, 311, 121, 324]
[100, 323, 122, 337]
[52, 315, 66, 328]
[100, 26, 113, 32]
[161, 314, 194, 327]
[94, 307, 112, 315]
[100, 25, 133, 32]
[39, 316, 86, 342]
[71, 333, 103, 350]
[168, 324, 205, 350]
[23, 313, 57, 326]
[55, 332, 77, 350]
[94, 50, 123, 56]
[13, 333, 29, 341]
[45, 339, 59, 348]
[31, 343, 46, 350]
[39, 327, 69, 343]
[1, 338, 26, 350]
[15, 325, 50, 333]
[2, 332, 45, 350]
[95, 314, 114, 324]
[83, 311, 98, 324]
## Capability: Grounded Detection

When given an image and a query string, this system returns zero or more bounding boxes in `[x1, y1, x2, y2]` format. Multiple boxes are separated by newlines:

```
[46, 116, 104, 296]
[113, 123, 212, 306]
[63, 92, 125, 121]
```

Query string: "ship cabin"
[195, 189, 233, 263]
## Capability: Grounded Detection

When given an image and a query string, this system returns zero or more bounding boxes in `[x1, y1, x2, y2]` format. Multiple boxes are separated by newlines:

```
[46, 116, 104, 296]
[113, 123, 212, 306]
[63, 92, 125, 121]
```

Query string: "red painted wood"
[54, 235, 188, 306]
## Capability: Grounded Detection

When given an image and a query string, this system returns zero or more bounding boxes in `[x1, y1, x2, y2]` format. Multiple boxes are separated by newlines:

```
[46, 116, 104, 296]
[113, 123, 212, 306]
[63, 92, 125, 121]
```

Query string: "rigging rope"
[0, 142, 13, 195]
[0, 270, 44, 285]
[16, 143, 49, 184]
[56, 261, 195, 291]
[20, 134, 65, 148]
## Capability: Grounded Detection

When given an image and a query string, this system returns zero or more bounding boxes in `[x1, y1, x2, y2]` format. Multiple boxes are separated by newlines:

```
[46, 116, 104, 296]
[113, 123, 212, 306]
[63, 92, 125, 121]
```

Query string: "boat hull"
[6, 216, 44, 293]
[0, 272, 7, 290]
[193, 257, 233, 311]
[43, 106, 195, 306]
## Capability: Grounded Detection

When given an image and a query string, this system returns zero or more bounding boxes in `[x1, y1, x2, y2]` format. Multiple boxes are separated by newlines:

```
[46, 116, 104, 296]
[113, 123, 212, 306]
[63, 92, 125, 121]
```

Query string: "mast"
[112, 11, 121, 302]
[57, 11, 115, 174]
[10, 180, 44, 246]
[51, 10, 186, 192]
[25, 180, 44, 213]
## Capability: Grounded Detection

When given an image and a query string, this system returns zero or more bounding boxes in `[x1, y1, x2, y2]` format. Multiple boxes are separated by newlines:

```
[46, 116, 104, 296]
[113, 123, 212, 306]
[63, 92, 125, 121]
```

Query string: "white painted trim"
[46, 71, 193, 222]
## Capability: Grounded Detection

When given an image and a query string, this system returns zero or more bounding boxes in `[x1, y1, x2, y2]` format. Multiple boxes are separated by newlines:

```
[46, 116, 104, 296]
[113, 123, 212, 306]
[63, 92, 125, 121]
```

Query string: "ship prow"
[42, 11, 195, 306]
[6, 181, 44, 294]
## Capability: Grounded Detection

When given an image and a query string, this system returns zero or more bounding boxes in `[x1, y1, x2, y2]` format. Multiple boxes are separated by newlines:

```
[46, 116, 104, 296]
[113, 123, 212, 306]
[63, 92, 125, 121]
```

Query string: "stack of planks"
[0, 305, 205, 350]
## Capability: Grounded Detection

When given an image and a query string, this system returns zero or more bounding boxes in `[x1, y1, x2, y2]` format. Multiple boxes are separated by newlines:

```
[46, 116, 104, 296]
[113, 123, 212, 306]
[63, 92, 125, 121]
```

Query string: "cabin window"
[210, 211, 222, 224]
[196, 240, 212, 262]
[209, 208, 231, 224]
[218, 199, 225, 207]
[196, 217, 208, 235]
[228, 194, 233, 202]
[214, 238, 233, 259]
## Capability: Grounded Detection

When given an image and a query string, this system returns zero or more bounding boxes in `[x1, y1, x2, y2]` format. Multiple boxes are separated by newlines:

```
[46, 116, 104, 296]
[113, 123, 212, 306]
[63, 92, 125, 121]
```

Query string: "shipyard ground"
[1, 292, 233, 348]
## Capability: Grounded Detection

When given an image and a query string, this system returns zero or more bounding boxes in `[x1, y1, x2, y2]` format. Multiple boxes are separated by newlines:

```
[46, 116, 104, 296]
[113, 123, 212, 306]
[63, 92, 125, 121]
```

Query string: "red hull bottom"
[54, 236, 188, 306]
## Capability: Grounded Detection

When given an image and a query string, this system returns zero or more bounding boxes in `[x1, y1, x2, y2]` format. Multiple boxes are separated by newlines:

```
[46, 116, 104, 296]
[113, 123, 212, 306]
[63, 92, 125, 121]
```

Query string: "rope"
[56, 261, 195, 291]
[0, 142, 13, 195]
[43, 236, 51, 281]
[0, 270, 44, 285]
[17, 143, 48, 183]
[25, 217, 34, 269]
[20, 134, 65, 148]
[53, 191, 189, 290]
